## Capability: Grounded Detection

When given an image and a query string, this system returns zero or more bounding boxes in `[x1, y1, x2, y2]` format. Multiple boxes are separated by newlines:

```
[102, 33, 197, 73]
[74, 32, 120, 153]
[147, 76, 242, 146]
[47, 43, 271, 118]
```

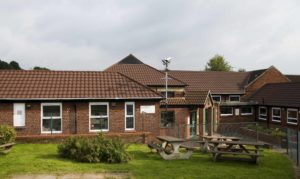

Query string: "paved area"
[11, 173, 131, 179]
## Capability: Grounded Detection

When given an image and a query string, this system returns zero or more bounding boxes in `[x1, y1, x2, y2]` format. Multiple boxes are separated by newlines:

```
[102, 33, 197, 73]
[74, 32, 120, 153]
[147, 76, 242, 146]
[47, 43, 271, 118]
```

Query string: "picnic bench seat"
[210, 150, 263, 163]
[148, 142, 163, 152]
[0, 143, 15, 154]
[180, 144, 197, 151]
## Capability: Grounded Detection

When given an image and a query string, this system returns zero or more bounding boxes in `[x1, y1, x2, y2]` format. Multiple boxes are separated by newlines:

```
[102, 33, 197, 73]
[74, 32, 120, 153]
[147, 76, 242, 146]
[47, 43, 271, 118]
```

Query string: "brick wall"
[243, 67, 289, 100]
[255, 106, 300, 130]
[0, 100, 160, 137]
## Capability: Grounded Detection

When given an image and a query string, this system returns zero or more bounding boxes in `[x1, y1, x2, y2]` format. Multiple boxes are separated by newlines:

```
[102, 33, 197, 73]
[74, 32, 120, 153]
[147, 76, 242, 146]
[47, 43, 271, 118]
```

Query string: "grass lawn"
[0, 143, 295, 179]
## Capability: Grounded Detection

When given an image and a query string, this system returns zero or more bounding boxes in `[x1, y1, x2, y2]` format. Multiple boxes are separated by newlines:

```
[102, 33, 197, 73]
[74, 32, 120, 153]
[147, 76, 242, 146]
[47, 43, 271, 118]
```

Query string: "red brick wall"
[0, 100, 160, 137]
[243, 67, 289, 100]
[255, 106, 300, 130]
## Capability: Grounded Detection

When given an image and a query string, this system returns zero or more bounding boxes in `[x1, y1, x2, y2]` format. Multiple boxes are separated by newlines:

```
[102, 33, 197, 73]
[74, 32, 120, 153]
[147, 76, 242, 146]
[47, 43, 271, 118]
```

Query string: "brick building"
[0, 54, 298, 140]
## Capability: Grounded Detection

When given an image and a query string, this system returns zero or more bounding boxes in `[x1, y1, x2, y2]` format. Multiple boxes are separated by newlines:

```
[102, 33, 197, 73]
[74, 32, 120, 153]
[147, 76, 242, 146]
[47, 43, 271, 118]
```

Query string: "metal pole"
[256, 122, 258, 142]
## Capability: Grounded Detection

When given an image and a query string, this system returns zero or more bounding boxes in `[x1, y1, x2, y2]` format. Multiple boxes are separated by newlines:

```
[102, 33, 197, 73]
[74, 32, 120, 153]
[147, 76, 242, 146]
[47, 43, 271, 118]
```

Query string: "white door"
[13, 103, 25, 127]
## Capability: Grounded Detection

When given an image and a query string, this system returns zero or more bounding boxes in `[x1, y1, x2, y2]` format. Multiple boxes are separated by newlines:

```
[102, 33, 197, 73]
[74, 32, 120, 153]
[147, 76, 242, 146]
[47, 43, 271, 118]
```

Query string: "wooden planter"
[0, 143, 15, 154]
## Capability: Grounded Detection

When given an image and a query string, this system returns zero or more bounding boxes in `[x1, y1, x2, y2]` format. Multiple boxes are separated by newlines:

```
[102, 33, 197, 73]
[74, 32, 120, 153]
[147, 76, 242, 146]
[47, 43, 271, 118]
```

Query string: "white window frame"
[13, 103, 26, 127]
[89, 102, 109, 132]
[241, 107, 253, 116]
[220, 107, 233, 116]
[125, 102, 135, 131]
[259, 106, 267, 121]
[41, 103, 62, 134]
[272, 107, 281, 123]
[287, 108, 298, 125]
[229, 95, 240, 102]
[212, 95, 221, 102]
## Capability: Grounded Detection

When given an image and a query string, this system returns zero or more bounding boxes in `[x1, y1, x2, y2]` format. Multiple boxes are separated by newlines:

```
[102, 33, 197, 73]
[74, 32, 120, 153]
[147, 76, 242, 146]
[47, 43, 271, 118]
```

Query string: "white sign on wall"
[140, 105, 155, 114]
[235, 108, 240, 116]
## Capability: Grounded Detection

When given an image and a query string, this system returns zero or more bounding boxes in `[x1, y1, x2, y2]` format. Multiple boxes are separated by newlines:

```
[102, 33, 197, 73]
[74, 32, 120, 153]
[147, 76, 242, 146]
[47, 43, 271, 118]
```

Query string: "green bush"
[0, 125, 16, 145]
[58, 133, 131, 163]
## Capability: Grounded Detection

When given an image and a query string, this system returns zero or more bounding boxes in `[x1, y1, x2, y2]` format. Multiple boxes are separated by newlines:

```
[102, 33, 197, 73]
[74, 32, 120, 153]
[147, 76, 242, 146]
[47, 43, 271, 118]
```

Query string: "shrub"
[0, 125, 16, 145]
[58, 133, 131, 163]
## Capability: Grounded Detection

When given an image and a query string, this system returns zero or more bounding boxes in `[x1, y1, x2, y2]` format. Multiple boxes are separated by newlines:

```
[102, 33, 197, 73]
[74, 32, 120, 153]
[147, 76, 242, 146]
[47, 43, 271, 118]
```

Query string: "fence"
[287, 128, 300, 166]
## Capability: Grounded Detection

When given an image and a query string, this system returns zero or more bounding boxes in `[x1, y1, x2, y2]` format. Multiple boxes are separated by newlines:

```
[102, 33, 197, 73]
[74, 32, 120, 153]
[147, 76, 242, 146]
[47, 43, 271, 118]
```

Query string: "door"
[189, 111, 197, 137]
[13, 103, 25, 127]
[205, 109, 209, 134]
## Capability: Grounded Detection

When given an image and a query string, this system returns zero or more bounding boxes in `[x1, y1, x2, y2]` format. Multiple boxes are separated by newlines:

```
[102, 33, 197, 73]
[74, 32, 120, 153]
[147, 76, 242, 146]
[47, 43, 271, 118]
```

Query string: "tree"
[9, 61, 22, 70]
[0, 60, 12, 69]
[205, 55, 232, 71]
[238, 68, 246, 72]
[33, 66, 50, 70]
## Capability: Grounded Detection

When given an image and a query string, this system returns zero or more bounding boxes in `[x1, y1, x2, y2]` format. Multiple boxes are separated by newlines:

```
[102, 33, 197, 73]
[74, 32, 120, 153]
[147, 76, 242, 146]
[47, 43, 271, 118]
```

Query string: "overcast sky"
[0, 0, 299, 74]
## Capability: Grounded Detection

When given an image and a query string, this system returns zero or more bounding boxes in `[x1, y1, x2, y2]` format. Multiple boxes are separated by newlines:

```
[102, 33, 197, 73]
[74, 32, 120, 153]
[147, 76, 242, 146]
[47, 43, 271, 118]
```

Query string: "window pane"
[126, 104, 134, 115]
[160, 111, 175, 128]
[259, 107, 267, 115]
[273, 109, 281, 116]
[90, 117, 108, 130]
[241, 107, 252, 114]
[220, 107, 233, 115]
[126, 117, 134, 129]
[288, 110, 297, 118]
[43, 105, 60, 117]
[212, 96, 221, 102]
[91, 105, 107, 116]
[161, 92, 175, 98]
[229, 96, 240, 102]
[42, 118, 61, 132]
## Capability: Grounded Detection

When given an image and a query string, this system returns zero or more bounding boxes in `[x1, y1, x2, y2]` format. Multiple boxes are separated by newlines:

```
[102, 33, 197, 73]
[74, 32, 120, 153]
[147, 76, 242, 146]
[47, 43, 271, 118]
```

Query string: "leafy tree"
[0, 60, 12, 69]
[33, 66, 50, 70]
[9, 61, 22, 70]
[238, 68, 246, 72]
[205, 55, 232, 72]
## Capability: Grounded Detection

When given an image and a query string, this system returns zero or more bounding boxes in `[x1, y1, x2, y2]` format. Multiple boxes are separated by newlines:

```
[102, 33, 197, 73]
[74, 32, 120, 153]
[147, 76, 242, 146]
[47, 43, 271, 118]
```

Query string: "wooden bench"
[210, 150, 263, 164]
[0, 143, 15, 154]
[148, 142, 163, 152]
[180, 144, 197, 151]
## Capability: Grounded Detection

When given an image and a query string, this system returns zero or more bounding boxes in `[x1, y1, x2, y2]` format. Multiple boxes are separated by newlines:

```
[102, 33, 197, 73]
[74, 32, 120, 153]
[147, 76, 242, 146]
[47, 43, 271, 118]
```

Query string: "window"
[287, 108, 298, 125]
[160, 111, 175, 128]
[161, 91, 175, 98]
[41, 103, 62, 133]
[212, 95, 221, 102]
[241, 107, 253, 115]
[220, 107, 233, 116]
[259, 107, 267, 120]
[229, 95, 240, 102]
[89, 102, 109, 132]
[125, 102, 135, 130]
[13, 103, 25, 127]
[272, 107, 281, 122]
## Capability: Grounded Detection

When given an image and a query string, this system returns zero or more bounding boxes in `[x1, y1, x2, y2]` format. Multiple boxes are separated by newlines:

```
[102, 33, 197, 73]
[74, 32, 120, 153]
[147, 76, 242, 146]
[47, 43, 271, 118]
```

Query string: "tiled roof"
[249, 82, 300, 107]
[247, 69, 267, 85]
[0, 70, 162, 100]
[161, 91, 210, 106]
[286, 75, 300, 83]
[168, 71, 249, 94]
[105, 54, 187, 87]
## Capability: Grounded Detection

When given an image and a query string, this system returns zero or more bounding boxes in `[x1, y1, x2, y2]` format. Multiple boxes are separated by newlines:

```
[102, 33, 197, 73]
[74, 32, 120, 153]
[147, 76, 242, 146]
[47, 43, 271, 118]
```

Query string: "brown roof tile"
[0, 70, 162, 100]
[249, 82, 300, 107]
[161, 90, 210, 106]
[168, 71, 249, 94]
[105, 54, 187, 86]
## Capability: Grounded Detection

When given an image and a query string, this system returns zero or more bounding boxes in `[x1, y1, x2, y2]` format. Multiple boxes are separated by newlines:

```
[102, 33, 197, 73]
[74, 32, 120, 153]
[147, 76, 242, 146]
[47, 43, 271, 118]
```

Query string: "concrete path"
[11, 173, 131, 179]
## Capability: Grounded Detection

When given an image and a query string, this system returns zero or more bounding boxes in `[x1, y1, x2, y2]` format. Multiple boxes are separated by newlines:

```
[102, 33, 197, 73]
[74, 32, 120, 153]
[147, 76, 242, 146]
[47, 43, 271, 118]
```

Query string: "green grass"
[0, 143, 295, 179]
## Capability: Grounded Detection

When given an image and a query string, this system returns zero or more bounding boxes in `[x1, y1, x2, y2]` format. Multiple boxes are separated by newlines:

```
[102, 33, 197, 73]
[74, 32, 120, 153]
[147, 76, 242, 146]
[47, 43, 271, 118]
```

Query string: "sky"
[0, 0, 299, 74]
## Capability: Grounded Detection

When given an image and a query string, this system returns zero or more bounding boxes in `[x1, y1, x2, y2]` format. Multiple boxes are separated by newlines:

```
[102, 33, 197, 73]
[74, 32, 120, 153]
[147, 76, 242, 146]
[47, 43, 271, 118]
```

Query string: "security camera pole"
[162, 57, 171, 111]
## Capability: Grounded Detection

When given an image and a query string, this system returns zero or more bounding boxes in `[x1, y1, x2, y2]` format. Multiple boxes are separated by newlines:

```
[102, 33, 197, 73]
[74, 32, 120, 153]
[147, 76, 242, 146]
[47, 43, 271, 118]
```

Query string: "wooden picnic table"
[149, 136, 194, 160]
[208, 140, 264, 164]
[199, 135, 241, 152]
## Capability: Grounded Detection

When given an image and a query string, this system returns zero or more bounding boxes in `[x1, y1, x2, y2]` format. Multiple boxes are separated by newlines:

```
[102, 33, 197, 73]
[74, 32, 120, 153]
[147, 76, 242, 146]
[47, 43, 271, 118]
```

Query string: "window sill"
[241, 113, 253, 116]
[14, 126, 26, 129]
[89, 130, 109, 133]
[220, 114, 233, 117]
[125, 130, 136, 132]
[271, 120, 281, 123]
[287, 122, 298, 126]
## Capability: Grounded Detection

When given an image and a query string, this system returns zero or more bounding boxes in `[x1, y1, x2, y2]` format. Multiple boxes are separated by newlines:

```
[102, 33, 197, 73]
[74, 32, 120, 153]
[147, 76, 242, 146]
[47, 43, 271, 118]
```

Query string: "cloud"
[0, 0, 299, 73]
